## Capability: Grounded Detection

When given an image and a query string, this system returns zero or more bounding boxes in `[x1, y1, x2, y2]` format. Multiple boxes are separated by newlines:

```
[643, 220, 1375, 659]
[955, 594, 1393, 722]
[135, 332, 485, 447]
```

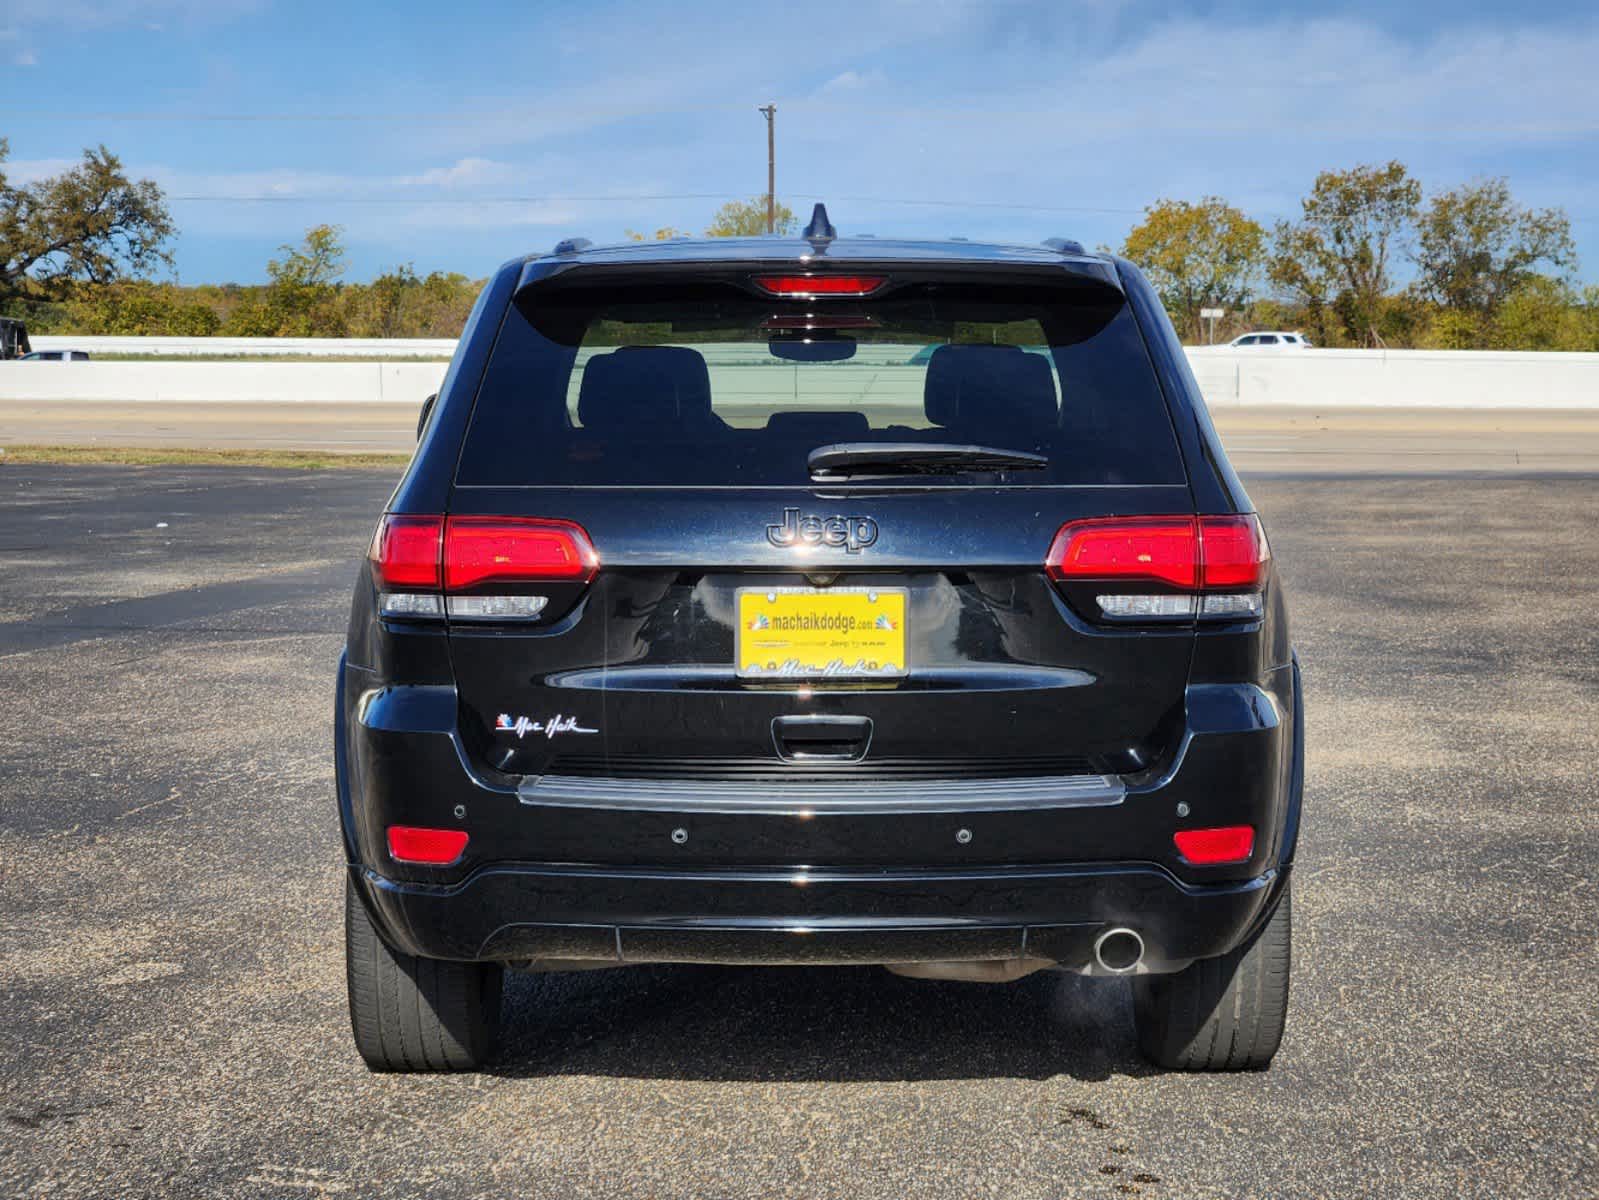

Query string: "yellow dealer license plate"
[736, 587, 908, 679]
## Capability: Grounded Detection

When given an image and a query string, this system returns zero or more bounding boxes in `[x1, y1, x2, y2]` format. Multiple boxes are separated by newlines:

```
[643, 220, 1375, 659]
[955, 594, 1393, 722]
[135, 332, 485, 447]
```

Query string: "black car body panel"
[337, 233, 1300, 977]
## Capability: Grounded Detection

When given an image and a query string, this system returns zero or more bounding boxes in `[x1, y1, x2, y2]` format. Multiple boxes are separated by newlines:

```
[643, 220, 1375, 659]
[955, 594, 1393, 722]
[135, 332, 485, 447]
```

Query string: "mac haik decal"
[494, 713, 599, 740]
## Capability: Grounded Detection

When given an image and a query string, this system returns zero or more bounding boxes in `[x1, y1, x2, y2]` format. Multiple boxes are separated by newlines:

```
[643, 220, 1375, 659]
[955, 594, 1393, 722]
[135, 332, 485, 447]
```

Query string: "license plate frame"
[735, 586, 908, 680]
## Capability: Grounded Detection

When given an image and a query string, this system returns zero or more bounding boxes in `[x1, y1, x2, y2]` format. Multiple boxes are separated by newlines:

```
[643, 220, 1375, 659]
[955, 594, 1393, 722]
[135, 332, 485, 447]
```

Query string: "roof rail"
[552, 237, 593, 255]
[1043, 237, 1087, 255]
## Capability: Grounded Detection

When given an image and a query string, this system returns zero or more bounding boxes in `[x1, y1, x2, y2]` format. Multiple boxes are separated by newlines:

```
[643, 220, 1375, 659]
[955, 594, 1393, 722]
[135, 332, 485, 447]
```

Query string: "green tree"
[269, 223, 343, 289]
[625, 226, 689, 241]
[65, 280, 220, 335]
[1423, 307, 1484, 350]
[1270, 161, 1421, 347]
[705, 196, 796, 237]
[340, 265, 479, 338]
[343, 263, 417, 338]
[1414, 179, 1577, 315]
[244, 224, 348, 336]
[1119, 197, 1266, 342]
[220, 294, 279, 337]
[1491, 276, 1596, 351]
[0, 138, 175, 305]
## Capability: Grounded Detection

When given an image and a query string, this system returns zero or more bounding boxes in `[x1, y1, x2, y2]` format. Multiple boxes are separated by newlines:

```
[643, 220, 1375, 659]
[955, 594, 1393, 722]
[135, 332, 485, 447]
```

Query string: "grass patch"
[0, 445, 411, 469]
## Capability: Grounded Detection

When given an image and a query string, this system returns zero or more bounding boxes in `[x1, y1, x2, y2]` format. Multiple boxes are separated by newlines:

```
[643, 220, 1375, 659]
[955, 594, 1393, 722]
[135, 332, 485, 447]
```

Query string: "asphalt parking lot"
[1, 464, 1595, 1199]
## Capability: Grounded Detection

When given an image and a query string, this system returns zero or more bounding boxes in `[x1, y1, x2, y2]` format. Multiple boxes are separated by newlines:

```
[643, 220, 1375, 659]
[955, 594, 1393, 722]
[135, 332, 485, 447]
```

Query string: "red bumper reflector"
[1173, 825, 1256, 865]
[753, 274, 886, 297]
[387, 825, 469, 865]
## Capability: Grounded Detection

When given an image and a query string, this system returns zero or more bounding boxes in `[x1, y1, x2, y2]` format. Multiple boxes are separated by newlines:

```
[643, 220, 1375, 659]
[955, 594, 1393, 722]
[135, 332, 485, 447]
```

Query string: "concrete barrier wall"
[3, 345, 1596, 409]
[0, 361, 447, 405]
[1186, 347, 1599, 409]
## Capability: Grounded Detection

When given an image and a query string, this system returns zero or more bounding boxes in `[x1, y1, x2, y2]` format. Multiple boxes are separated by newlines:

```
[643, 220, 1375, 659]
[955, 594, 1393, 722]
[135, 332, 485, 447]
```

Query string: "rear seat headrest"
[578, 346, 713, 432]
[923, 345, 1057, 433]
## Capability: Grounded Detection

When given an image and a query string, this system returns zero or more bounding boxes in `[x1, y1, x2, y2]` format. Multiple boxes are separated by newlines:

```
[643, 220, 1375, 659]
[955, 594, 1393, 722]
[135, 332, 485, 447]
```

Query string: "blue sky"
[2, 0, 1596, 284]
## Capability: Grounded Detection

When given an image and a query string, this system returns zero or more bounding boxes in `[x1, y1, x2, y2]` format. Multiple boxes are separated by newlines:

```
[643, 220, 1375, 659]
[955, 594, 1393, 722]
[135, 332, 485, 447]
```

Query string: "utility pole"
[758, 104, 776, 234]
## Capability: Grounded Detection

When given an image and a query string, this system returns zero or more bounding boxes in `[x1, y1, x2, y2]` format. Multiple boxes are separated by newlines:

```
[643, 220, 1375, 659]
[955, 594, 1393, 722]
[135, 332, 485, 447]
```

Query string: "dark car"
[1, 317, 31, 360]
[337, 208, 1302, 1073]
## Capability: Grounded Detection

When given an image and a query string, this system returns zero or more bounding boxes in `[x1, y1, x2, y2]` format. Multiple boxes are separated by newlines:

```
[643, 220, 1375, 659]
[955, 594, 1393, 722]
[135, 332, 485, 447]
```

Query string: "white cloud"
[1, 157, 80, 183]
[10, 3, 1594, 276]
[0, 156, 612, 241]
[1, 0, 261, 31]
[399, 1, 983, 158]
[1, 0, 259, 73]
[772, 14, 1599, 226]
[390, 200, 580, 231]
[397, 158, 518, 189]
[818, 69, 886, 93]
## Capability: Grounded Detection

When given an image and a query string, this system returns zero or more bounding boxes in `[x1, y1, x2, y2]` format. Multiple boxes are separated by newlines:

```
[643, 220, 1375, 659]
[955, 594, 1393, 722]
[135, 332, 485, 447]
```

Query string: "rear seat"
[577, 346, 722, 434]
[922, 345, 1058, 443]
[574, 343, 1063, 460]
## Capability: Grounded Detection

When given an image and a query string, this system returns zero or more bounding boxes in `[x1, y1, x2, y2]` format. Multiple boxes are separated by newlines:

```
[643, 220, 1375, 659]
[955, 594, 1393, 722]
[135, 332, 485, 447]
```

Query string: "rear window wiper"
[808, 442, 1050, 480]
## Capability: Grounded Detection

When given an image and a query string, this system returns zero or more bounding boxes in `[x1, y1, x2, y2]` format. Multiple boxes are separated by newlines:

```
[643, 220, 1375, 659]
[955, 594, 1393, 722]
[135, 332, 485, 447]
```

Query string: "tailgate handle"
[771, 715, 873, 763]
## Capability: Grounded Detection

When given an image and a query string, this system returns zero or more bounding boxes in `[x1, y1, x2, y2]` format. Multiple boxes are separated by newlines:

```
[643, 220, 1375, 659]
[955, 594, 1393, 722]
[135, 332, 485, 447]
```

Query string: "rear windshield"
[456, 279, 1184, 487]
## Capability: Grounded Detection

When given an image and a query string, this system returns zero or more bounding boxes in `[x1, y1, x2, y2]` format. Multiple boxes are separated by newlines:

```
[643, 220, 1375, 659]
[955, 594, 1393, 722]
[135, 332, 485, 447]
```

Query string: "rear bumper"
[351, 858, 1288, 974]
[337, 658, 1302, 971]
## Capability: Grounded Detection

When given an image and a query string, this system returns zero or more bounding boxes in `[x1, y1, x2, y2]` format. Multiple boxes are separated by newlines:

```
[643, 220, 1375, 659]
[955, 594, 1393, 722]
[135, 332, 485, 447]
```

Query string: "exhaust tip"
[1093, 927, 1145, 974]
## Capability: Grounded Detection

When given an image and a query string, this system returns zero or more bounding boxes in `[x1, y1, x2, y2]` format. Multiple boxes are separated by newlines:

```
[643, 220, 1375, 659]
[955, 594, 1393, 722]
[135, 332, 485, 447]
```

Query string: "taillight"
[752, 274, 886, 297]
[1045, 514, 1268, 622]
[370, 515, 444, 617]
[370, 514, 597, 622]
[1199, 515, 1269, 590]
[1046, 518, 1198, 589]
[443, 518, 597, 590]
[370, 515, 443, 589]
[1173, 824, 1256, 865]
[387, 825, 469, 866]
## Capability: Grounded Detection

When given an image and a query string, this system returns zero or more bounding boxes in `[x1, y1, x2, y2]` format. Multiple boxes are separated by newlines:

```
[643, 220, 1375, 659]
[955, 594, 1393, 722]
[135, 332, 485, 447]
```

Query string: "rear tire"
[1133, 882, 1291, 1071]
[344, 876, 503, 1072]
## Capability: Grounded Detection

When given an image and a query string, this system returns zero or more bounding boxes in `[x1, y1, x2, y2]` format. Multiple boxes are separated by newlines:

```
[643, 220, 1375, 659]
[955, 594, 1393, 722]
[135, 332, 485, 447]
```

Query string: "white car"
[1228, 332, 1312, 349]
[21, 350, 92, 361]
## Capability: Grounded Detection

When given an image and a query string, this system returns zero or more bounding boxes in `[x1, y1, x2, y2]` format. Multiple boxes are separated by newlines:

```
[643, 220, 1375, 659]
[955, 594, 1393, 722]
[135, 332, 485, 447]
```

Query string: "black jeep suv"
[336, 209, 1302, 1073]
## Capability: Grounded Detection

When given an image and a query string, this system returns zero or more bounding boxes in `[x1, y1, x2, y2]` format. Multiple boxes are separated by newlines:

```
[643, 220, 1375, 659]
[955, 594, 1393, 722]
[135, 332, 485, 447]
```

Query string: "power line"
[155, 191, 1156, 216]
[165, 192, 736, 204]
[793, 193, 1148, 216]
[3, 105, 1596, 137]
[153, 191, 1166, 220]
[154, 190, 1599, 226]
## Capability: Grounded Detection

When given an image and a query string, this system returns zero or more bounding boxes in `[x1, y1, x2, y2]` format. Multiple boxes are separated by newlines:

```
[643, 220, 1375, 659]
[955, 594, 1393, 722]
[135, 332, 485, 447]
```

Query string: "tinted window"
[458, 281, 1184, 487]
